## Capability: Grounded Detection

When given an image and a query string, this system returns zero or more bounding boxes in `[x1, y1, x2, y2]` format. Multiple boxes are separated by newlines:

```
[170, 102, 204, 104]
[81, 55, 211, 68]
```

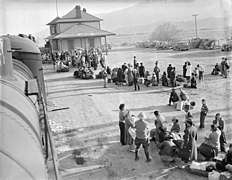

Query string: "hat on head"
[172, 117, 178, 122]
[185, 117, 193, 125]
[137, 112, 147, 120]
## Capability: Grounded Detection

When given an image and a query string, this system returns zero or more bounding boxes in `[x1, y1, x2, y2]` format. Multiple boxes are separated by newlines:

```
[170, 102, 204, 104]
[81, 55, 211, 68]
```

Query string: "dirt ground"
[45, 48, 232, 180]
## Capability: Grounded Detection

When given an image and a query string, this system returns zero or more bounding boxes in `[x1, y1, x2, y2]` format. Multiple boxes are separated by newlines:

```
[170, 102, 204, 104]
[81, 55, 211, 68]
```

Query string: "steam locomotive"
[0, 35, 49, 179]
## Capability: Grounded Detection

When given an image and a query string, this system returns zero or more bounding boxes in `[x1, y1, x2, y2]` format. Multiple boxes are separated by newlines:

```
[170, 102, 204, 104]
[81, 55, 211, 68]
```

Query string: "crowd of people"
[103, 56, 214, 90]
[118, 98, 231, 173]
[212, 57, 230, 78]
[42, 48, 106, 73]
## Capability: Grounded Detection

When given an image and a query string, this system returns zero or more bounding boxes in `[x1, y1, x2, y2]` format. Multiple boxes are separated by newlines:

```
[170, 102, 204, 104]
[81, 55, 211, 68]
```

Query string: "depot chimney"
[75, 5, 81, 18]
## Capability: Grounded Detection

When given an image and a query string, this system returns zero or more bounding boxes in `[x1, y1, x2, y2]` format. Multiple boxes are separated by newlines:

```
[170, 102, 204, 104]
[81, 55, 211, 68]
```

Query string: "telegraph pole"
[192, 14, 198, 38]
[56, 0, 59, 17]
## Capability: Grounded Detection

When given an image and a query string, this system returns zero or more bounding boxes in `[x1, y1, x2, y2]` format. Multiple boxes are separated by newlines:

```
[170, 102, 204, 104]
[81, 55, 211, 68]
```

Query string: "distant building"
[46, 5, 115, 52]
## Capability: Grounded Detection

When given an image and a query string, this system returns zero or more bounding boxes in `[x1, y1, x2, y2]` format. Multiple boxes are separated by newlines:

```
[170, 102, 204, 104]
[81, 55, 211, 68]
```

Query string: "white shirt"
[198, 65, 205, 72]
[186, 65, 192, 77]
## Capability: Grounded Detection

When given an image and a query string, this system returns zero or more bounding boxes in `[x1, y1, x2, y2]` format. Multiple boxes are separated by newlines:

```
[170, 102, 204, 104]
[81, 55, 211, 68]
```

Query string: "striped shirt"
[201, 104, 209, 114]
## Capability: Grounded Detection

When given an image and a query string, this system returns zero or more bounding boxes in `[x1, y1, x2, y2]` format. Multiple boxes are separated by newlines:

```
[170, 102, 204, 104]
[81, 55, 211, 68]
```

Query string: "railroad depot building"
[47, 5, 115, 51]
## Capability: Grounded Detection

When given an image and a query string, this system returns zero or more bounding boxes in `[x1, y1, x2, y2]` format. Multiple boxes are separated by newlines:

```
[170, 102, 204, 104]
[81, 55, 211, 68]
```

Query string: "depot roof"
[53, 24, 115, 39]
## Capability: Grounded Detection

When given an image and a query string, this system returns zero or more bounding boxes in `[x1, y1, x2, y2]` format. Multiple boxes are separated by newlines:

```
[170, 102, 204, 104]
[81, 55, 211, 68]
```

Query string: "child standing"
[199, 99, 209, 129]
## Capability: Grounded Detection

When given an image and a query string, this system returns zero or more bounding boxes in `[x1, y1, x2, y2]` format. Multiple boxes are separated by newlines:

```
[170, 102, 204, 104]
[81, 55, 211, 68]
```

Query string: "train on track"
[0, 35, 55, 180]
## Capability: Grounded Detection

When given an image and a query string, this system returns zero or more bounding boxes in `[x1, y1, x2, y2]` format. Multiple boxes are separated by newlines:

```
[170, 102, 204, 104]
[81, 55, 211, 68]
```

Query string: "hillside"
[97, 1, 228, 34]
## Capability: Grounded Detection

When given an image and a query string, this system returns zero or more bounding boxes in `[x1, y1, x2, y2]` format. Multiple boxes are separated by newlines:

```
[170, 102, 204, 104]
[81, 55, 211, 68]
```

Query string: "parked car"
[221, 40, 232, 51]
[173, 41, 189, 51]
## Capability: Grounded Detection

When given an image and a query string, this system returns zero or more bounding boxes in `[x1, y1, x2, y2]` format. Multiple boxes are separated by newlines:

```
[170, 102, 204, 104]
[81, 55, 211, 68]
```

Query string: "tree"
[149, 23, 180, 41]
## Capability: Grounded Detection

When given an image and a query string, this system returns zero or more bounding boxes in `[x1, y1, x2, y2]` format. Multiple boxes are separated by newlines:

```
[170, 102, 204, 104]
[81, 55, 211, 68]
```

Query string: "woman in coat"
[213, 113, 227, 152]
[124, 111, 135, 151]
[119, 104, 127, 145]
[127, 65, 133, 86]
[183, 117, 198, 161]
[186, 61, 192, 81]
[117, 68, 124, 86]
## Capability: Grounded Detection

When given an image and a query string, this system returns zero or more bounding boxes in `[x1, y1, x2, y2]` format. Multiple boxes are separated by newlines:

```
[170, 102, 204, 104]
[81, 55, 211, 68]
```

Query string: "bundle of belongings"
[185, 144, 232, 179]
[73, 67, 94, 79]
[56, 61, 69, 72]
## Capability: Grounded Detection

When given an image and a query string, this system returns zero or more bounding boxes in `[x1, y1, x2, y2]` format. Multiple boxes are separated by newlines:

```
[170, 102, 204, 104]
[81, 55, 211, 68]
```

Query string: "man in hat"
[134, 112, 151, 162]
[183, 117, 198, 161]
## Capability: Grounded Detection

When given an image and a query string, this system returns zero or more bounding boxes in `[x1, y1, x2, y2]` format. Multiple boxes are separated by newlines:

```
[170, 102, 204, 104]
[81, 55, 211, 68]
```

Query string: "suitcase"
[176, 101, 183, 111]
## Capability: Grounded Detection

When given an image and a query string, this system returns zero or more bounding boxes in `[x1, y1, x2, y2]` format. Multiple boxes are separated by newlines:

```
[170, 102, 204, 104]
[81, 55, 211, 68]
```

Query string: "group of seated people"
[56, 60, 70, 72]
[73, 66, 94, 79]
[168, 88, 195, 111]
[211, 63, 221, 75]
[151, 112, 228, 162]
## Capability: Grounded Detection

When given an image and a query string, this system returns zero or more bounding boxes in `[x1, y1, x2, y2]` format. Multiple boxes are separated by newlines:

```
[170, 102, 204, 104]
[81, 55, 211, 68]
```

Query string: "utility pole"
[56, 0, 59, 17]
[192, 14, 198, 38]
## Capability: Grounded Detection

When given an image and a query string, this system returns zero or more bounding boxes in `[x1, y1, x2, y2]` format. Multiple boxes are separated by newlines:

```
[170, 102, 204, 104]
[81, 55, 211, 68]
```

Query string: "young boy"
[199, 99, 209, 129]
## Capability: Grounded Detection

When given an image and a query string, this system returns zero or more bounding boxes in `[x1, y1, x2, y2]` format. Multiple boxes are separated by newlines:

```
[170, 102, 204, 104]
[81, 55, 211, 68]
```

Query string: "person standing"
[221, 57, 225, 77]
[224, 58, 230, 78]
[183, 62, 187, 78]
[134, 112, 151, 162]
[213, 113, 227, 152]
[133, 68, 140, 91]
[124, 67, 129, 85]
[139, 63, 145, 78]
[170, 67, 176, 87]
[183, 117, 198, 161]
[124, 111, 135, 152]
[119, 104, 127, 145]
[127, 64, 133, 86]
[197, 64, 205, 82]
[102, 68, 108, 88]
[199, 99, 209, 129]
[154, 61, 160, 85]
[117, 68, 124, 86]
[186, 61, 192, 81]
[167, 64, 172, 79]
[133, 56, 137, 69]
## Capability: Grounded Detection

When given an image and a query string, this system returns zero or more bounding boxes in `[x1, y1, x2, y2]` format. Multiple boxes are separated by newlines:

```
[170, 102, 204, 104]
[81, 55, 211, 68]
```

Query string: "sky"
[0, 0, 232, 36]
[0, 0, 139, 35]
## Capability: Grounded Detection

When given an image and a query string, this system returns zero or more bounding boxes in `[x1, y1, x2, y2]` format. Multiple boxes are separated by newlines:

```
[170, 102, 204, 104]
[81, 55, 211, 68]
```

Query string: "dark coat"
[169, 91, 180, 103]
[183, 125, 198, 161]
[117, 68, 124, 82]
[213, 119, 224, 131]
